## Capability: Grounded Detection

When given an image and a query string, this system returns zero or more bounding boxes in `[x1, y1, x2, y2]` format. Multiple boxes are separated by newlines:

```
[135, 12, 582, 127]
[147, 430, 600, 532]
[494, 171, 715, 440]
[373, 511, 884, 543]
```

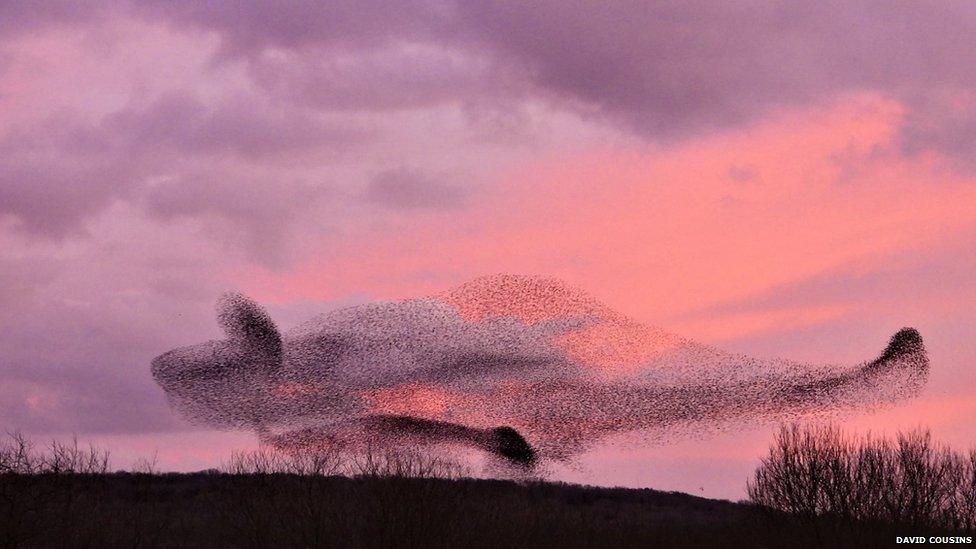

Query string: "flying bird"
[151, 275, 928, 466]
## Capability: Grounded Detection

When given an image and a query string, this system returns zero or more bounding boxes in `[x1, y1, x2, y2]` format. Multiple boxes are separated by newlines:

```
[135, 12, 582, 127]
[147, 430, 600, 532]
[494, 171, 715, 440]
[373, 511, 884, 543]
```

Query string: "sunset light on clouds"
[1, 2, 975, 500]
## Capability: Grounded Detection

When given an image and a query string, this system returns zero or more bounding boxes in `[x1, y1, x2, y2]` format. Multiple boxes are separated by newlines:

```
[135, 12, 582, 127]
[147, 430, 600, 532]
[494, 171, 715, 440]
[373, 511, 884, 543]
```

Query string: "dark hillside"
[0, 473, 906, 548]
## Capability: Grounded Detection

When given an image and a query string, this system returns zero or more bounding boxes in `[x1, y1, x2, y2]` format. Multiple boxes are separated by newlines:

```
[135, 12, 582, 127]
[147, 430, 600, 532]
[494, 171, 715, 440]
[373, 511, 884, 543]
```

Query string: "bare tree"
[749, 423, 976, 533]
[347, 445, 469, 480]
[133, 450, 160, 475]
[45, 436, 111, 474]
[0, 431, 41, 474]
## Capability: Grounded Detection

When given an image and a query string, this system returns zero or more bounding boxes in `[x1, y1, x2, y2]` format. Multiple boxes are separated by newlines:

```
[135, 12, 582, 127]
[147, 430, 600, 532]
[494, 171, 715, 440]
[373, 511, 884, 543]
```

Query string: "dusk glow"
[1, 2, 975, 502]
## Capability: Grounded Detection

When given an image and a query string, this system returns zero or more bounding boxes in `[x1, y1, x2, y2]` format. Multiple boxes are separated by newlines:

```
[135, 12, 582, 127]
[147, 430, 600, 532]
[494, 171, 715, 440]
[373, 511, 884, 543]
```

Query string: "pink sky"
[1, 3, 975, 500]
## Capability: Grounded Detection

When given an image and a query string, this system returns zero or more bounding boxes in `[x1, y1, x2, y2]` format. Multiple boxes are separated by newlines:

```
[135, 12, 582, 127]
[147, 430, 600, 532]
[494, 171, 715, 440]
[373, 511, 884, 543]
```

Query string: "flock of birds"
[152, 275, 928, 467]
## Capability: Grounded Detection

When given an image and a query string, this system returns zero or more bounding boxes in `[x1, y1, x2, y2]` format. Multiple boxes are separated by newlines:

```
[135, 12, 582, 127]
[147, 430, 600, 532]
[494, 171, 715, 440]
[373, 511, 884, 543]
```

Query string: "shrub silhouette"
[0, 430, 774, 547]
[749, 423, 976, 533]
[8, 427, 976, 547]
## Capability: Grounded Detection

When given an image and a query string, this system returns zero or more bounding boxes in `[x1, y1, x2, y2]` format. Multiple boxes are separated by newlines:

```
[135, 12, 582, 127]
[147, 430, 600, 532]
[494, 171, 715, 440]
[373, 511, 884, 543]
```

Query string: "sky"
[1, 1, 975, 499]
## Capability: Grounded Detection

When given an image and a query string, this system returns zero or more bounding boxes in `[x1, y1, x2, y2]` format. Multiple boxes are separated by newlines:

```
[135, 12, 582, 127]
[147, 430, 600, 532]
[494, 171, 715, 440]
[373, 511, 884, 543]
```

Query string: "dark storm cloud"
[363, 168, 468, 211]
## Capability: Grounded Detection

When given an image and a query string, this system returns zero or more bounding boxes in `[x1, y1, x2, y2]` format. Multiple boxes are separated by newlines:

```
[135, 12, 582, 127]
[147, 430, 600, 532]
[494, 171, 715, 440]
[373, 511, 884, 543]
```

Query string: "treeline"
[750, 423, 976, 539]
[0, 431, 763, 548]
[3, 426, 976, 547]
[0, 432, 111, 475]
[0, 428, 479, 480]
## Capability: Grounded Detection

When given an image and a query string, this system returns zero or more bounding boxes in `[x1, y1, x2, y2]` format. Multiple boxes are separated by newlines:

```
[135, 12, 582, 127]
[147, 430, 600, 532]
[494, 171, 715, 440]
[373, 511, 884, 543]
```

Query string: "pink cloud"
[243, 94, 976, 347]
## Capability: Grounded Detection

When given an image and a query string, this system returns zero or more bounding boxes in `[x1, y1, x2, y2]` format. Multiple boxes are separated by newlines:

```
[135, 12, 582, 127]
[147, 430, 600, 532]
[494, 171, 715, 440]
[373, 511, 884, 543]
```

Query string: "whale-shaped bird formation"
[151, 275, 928, 466]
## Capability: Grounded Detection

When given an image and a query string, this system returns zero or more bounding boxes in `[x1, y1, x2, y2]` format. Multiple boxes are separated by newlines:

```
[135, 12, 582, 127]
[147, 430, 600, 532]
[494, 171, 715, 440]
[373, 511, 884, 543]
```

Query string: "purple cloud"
[133, 0, 450, 59]
[9, 2, 976, 146]
[0, 1, 110, 40]
[363, 167, 468, 211]
[143, 172, 332, 267]
[0, 153, 143, 238]
[453, 2, 976, 137]
[102, 91, 366, 157]
[5, 1, 974, 249]
[0, 89, 358, 241]
[0, 285, 208, 434]
[248, 44, 517, 112]
[126, 1, 976, 162]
